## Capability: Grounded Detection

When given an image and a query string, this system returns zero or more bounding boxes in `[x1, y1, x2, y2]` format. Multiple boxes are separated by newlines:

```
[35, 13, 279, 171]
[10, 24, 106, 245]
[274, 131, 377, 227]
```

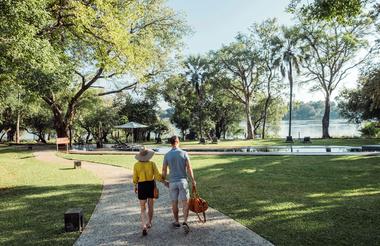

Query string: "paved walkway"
[34, 150, 273, 246]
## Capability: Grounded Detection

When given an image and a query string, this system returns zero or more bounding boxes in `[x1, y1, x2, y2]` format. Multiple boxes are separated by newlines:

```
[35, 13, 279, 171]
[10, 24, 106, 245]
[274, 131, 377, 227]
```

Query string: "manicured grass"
[61, 152, 380, 245]
[144, 138, 380, 148]
[0, 148, 102, 246]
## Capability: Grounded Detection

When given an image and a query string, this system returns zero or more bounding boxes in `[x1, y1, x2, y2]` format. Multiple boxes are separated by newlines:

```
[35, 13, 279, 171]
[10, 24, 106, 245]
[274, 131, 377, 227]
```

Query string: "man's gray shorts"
[169, 180, 190, 201]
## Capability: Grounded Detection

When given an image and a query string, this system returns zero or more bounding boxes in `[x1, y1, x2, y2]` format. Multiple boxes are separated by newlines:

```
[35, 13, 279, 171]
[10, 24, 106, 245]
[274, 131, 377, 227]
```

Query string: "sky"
[166, 0, 360, 102]
[167, 0, 293, 54]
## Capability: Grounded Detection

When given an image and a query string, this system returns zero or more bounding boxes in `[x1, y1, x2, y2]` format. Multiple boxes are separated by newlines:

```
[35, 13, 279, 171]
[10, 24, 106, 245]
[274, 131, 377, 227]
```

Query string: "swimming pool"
[71, 144, 380, 154]
[160, 146, 374, 154]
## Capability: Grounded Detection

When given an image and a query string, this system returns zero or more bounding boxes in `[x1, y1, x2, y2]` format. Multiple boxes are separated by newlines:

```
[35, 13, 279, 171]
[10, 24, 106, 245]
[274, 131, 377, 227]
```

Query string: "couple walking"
[132, 136, 196, 236]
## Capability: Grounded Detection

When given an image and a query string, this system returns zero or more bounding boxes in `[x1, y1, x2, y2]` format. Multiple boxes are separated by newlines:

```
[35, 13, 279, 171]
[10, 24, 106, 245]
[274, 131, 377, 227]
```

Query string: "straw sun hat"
[135, 147, 155, 162]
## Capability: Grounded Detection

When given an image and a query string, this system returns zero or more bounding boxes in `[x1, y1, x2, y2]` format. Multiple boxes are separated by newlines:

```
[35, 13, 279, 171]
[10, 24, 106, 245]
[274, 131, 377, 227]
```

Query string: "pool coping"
[68, 149, 380, 156]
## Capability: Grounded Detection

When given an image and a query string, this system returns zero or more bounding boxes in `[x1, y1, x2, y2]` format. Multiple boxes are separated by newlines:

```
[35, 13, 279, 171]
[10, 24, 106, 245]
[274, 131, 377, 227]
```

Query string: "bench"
[285, 136, 294, 143]
[302, 137, 312, 143]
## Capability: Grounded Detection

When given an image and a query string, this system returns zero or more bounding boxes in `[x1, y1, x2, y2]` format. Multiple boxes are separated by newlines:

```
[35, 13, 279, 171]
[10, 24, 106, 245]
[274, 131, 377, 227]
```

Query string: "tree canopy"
[0, 0, 188, 138]
[289, 0, 367, 22]
[338, 65, 380, 123]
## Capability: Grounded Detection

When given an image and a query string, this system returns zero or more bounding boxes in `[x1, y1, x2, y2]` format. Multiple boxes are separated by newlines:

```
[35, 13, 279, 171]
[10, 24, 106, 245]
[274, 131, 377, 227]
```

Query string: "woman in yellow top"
[133, 147, 166, 236]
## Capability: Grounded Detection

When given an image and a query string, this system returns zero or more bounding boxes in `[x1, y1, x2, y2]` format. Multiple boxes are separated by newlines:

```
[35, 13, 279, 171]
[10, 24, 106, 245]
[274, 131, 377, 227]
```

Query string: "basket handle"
[191, 184, 199, 197]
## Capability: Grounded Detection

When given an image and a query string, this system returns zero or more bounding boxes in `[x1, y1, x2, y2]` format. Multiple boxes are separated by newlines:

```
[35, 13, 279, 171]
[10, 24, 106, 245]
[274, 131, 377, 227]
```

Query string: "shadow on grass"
[18, 155, 34, 159]
[0, 184, 101, 246]
[193, 155, 380, 246]
[0, 147, 25, 155]
[59, 167, 76, 171]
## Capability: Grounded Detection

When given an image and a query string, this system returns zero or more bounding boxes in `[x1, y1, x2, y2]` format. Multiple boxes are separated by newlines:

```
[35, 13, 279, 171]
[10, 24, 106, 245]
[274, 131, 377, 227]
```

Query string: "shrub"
[359, 122, 380, 138]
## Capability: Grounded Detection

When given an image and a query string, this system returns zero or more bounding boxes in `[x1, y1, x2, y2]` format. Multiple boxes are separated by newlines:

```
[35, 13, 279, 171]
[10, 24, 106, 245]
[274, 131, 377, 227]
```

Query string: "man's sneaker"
[182, 222, 190, 234]
[172, 222, 180, 229]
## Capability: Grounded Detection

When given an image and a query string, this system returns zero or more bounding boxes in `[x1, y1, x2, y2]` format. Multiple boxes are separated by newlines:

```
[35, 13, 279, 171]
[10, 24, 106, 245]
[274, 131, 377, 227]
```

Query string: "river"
[20, 119, 361, 141]
[271, 119, 361, 138]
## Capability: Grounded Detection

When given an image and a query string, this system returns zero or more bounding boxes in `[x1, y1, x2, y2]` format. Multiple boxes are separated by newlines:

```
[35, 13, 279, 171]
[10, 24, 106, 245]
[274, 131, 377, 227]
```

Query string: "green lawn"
[61, 152, 380, 245]
[0, 148, 102, 246]
[144, 138, 380, 148]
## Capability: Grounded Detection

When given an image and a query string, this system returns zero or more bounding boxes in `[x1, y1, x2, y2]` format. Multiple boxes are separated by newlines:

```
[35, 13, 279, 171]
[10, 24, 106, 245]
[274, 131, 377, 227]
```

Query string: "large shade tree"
[248, 19, 284, 139]
[163, 75, 200, 139]
[214, 35, 262, 139]
[298, 14, 373, 138]
[1, 0, 187, 138]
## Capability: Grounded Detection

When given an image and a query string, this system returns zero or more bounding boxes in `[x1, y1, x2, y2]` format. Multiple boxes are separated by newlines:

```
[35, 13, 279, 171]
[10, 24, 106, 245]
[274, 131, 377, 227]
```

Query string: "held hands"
[163, 180, 169, 188]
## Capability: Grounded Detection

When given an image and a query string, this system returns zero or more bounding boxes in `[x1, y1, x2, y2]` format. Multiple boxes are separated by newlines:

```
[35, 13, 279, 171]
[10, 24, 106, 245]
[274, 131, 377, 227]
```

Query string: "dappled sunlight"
[58, 151, 380, 245]
[0, 150, 102, 245]
[307, 188, 380, 199]
[190, 154, 380, 245]
[252, 200, 272, 205]
[260, 160, 282, 167]
[208, 167, 224, 172]
[259, 202, 305, 212]
[329, 155, 380, 161]
[0, 203, 26, 213]
[239, 168, 257, 174]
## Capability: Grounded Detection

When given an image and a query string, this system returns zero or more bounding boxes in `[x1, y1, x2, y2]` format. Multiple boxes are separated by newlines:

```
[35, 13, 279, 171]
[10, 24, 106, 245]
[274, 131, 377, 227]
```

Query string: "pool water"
[181, 146, 364, 153]
[72, 144, 380, 153]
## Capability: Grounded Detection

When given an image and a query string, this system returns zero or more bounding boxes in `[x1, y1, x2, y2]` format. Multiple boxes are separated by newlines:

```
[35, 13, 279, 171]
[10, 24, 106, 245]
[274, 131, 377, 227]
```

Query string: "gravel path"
[34, 150, 273, 246]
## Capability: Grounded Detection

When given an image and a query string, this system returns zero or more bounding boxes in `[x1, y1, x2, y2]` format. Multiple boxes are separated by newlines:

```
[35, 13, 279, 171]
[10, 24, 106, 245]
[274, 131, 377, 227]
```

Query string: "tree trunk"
[253, 119, 261, 137]
[97, 122, 103, 148]
[16, 112, 20, 143]
[215, 122, 222, 139]
[288, 61, 294, 138]
[85, 129, 91, 143]
[222, 124, 228, 140]
[55, 120, 68, 138]
[198, 102, 203, 140]
[102, 131, 109, 143]
[262, 96, 271, 139]
[322, 94, 331, 138]
[38, 132, 47, 143]
[7, 129, 15, 142]
[49, 103, 69, 138]
[245, 101, 254, 139]
[69, 126, 73, 147]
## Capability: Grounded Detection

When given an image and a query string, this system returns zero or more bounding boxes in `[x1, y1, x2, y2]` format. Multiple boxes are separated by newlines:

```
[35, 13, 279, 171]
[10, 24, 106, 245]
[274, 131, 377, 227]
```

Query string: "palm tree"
[184, 55, 210, 142]
[278, 26, 303, 142]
